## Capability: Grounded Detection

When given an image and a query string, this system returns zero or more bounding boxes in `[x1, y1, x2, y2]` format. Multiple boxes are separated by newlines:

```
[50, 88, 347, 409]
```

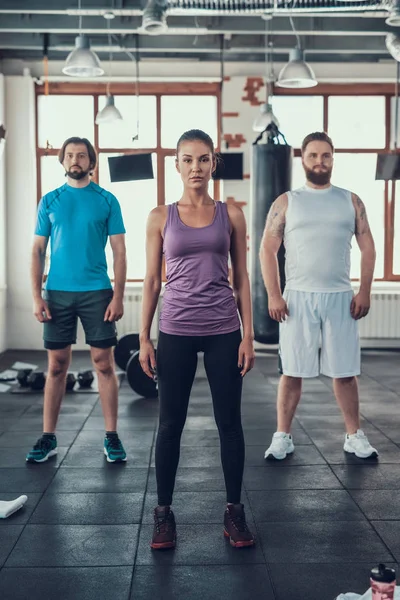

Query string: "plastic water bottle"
[370, 564, 396, 600]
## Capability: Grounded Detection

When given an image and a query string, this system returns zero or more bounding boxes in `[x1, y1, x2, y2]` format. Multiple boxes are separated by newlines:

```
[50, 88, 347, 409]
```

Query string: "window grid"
[36, 83, 400, 281]
[35, 83, 221, 282]
[274, 85, 398, 282]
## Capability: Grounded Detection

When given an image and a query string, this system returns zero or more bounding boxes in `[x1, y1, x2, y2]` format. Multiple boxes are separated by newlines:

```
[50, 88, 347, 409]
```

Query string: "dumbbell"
[65, 373, 77, 391]
[27, 371, 46, 391]
[77, 370, 94, 389]
[17, 368, 33, 388]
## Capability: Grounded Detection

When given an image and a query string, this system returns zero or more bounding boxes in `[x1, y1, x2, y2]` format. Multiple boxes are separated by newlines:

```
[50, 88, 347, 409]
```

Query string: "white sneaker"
[264, 432, 295, 460]
[343, 429, 378, 459]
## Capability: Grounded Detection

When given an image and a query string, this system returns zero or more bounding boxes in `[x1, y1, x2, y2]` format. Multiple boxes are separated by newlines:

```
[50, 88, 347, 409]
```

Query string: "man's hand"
[33, 297, 52, 323]
[268, 295, 289, 322]
[350, 292, 370, 320]
[104, 297, 124, 322]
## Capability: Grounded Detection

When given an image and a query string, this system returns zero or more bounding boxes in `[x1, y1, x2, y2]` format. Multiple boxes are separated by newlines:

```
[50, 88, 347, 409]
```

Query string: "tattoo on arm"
[354, 194, 370, 236]
[266, 199, 286, 238]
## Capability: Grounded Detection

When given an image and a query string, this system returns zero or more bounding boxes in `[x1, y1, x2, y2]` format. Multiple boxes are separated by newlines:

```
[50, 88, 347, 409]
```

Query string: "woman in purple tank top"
[139, 129, 255, 550]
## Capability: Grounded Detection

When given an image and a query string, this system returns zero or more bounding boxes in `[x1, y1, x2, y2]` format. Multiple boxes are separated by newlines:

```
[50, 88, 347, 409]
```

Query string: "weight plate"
[126, 350, 158, 398]
[114, 333, 140, 371]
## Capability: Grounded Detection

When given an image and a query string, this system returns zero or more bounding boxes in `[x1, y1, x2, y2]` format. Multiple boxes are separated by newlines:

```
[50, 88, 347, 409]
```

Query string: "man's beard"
[66, 167, 90, 180]
[304, 165, 332, 186]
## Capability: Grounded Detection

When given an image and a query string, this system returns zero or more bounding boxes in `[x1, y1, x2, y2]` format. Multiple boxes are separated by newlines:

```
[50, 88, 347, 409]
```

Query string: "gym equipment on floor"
[16, 369, 33, 387]
[114, 333, 140, 370]
[77, 370, 94, 389]
[65, 373, 77, 391]
[251, 138, 292, 344]
[11, 369, 98, 394]
[27, 371, 46, 391]
[126, 350, 158, 398]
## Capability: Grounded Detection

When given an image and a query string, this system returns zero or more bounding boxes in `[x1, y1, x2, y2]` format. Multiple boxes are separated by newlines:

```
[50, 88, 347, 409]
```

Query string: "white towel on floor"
[0, 495, 28, 518]
[337, 587, 400, 599]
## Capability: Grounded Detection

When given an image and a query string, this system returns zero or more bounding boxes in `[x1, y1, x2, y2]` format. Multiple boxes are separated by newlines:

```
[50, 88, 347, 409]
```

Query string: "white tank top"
[284, 184, 355, 293]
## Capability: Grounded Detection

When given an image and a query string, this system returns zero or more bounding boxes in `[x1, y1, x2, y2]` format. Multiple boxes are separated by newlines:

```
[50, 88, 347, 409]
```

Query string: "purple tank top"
[159, 201, 241, 336]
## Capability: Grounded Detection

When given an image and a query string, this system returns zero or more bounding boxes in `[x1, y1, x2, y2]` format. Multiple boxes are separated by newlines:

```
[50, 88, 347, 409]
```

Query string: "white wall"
[5, 75, 43, 349]
[1, 58, 398, 83]
[0, 74, 7, 353]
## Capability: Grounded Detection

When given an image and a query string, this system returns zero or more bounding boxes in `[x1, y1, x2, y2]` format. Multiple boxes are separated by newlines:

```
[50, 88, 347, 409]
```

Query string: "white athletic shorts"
[279, 290, 360, 379]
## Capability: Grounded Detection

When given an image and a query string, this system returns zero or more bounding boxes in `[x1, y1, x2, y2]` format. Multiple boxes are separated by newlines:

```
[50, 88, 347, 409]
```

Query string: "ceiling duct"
[142, 0, 168, 34]
[166, 0, 384, 13]
[386, 32, 400, 60]
[386, 0, 400, 25]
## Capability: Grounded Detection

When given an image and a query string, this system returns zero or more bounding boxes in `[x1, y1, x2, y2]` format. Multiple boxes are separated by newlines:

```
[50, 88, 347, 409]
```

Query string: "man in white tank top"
[259, 131, 378, 460]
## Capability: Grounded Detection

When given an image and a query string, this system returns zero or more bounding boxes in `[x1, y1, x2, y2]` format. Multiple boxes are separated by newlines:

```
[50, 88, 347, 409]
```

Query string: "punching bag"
[250, 143, 292, 344]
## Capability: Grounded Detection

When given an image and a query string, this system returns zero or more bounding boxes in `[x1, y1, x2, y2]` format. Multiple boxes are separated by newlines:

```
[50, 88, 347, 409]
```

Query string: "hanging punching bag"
[250, 142, 293, 344]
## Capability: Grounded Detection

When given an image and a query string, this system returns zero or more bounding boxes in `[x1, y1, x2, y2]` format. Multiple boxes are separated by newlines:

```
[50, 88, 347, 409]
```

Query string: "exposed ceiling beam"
[0, 31, 390, 53]
[0, 0, 393, 64]
[0, 0, 389, 16]
[0, 14, 391, 36]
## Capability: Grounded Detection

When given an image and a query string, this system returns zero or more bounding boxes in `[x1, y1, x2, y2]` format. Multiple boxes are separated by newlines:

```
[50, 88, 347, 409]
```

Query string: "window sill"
[352, 281, 400, 293]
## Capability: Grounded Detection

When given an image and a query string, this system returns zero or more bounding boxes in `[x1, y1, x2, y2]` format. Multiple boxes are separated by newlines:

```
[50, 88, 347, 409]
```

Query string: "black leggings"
[155, 329, 245, 506]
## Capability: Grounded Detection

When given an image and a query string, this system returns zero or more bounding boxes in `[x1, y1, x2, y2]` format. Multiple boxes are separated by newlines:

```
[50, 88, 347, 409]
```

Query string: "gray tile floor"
[0, 349, 399, 599]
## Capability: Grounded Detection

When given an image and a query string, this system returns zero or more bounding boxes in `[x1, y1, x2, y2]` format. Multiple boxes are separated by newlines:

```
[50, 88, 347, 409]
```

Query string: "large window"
[36, 83, 220, 281]
[273, 95, 324, 148]
[274, 88, 397, 281]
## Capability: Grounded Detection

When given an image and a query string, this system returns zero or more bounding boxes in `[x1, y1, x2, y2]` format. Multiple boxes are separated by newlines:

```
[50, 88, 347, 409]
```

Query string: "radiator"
[118, 291, 400, 341]
[358, 293, 400, 339]
[118, 292, 160, 340]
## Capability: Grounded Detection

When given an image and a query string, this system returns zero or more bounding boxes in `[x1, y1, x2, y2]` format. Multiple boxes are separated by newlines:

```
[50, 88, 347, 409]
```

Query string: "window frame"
[35, 81, 221, 282]
[273, 84, 397, 282]
[36, 82, 400, 282]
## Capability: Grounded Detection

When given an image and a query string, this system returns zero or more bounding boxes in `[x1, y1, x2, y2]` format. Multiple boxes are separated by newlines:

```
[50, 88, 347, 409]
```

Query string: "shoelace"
[228, 511, 250, 532]
[155, 512, 173, 534]
[349, 430, 366, 441]
[33, 438, 53, 452]
[107, 436, 123, 451]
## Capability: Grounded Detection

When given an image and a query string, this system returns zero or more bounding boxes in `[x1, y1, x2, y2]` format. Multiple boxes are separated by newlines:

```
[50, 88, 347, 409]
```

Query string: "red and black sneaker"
[224, 503, 255, 548]
[151, 506, 177, 550]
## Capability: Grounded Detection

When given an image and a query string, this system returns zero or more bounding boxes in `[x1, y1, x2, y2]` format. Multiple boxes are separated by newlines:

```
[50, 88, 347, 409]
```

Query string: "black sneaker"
[151, 506, 176, 550]
[26, 436, 57, 463]
[224, 503, 255, 548]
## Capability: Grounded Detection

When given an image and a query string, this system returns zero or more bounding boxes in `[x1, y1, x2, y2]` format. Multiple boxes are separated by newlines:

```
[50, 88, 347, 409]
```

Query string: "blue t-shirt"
[35, 181, 126, 292]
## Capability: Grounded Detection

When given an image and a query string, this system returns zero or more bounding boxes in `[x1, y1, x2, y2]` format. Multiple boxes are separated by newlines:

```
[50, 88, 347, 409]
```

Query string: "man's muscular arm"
[259, 194, 289, 322]
[351, 193, 376, 319]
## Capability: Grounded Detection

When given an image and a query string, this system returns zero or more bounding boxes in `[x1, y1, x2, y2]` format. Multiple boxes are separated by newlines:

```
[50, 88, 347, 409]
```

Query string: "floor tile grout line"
[358, 369, 400, 398]
[1, 378, 122, 566]
[291, 417, 333, 470]
[248, 369, 400, 566]
[2, 560, 399, 571]
[127, 422, 158, 600]
[240, 489, 279, 599]
[341, 490, 399, 563]
[1, 355, 400, 587]
[49, 374, 128, 467]
[357, 412, 400, 445]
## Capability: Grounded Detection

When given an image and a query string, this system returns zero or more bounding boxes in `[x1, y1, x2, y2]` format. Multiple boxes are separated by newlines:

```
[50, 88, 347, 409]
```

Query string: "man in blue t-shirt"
[26, 136, 128, 464]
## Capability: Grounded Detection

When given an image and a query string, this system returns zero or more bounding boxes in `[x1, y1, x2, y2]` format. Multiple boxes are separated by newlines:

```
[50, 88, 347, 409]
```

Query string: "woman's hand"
[238, 337, 255, 377]
[139, 339, 157, 379]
